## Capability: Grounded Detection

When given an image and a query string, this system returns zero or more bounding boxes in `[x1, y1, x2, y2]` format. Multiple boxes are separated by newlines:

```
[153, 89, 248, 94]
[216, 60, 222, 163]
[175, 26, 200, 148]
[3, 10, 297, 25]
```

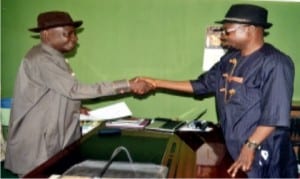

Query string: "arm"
[33, 56, 153, 99]
[247, 126, 275, 145]
[227, 126, 275, 177]
[137, 77, 194, 94]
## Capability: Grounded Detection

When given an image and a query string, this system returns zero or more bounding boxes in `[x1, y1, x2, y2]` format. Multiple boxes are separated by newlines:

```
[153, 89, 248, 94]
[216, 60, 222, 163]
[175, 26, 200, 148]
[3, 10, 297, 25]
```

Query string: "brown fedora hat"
[29, 11, 83, 32]
[216, 4, 272, 29]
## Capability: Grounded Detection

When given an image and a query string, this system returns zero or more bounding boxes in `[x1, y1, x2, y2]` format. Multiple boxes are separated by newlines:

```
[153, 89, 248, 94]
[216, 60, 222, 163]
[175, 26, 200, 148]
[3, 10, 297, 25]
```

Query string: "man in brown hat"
[137, 4, 298, 178]
[4, 11, 153, 176]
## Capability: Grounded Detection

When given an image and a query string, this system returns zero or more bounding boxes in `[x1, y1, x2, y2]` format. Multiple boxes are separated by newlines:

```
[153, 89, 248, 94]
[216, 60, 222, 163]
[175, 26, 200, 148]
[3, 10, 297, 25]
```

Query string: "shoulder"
[255, 44, 294, 77]
[260, 43, 294, 67]
[25, 44, 54, 61]
[259, 44, 294, 78]
[24, 44, 64, 66]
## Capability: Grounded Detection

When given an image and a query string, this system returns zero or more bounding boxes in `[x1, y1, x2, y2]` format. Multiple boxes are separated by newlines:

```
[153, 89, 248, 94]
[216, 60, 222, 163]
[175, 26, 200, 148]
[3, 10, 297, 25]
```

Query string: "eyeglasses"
[220, 25, 249, 36]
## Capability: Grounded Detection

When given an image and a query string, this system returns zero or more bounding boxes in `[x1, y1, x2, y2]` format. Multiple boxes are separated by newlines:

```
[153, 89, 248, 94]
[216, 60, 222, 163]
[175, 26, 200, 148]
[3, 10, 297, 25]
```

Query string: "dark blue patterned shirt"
[190, 43, 297, 177]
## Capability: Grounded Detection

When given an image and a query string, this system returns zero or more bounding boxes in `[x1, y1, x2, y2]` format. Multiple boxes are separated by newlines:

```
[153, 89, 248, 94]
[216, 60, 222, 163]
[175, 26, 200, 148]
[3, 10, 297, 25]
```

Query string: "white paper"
[202, 48, 226, 71]
[179, 124, 213, 132]
[80, 102, 132, 121]
[105, 118, 149, 129]
[178, 122, 213, 132]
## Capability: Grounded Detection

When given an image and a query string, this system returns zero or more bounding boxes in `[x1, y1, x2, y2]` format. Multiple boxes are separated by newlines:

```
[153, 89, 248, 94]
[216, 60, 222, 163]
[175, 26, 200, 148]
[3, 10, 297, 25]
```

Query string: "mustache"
[220, 39, 230, 49]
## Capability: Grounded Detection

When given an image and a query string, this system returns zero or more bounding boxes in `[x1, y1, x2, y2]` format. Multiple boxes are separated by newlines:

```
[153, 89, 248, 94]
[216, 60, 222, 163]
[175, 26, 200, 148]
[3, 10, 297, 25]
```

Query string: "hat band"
[224, 17, 251, 23]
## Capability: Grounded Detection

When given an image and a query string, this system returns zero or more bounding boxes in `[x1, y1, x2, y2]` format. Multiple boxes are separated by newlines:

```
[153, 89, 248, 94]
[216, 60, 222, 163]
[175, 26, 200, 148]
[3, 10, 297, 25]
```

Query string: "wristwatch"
[245, 139, 261, 150]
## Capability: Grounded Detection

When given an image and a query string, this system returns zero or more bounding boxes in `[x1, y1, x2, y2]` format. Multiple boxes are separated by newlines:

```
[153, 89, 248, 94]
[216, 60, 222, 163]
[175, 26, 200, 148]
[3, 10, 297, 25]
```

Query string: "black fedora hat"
[29, 11, 83, 32]
[216, 4, 272, 29]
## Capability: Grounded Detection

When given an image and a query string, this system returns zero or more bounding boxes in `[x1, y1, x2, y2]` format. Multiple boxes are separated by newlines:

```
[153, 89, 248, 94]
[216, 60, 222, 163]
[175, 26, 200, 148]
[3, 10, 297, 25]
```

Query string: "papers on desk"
[179, 124, 213, 132]
[80, 102, 132, 121]
[145, 118, 186, 133]
[105, 118, 151, 129]
[178, 120, 213, 132]
[81, 121, 101, 135]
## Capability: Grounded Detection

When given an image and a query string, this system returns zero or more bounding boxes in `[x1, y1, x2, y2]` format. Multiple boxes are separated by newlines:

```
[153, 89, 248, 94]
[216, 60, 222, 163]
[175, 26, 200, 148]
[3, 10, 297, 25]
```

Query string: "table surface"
[24, 123, 246, 178]
[292, 101, 300, 111]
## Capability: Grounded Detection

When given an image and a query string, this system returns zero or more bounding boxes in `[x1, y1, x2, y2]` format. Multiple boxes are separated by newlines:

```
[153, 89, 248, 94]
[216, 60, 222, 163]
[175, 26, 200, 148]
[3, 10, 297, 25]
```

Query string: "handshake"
[129, 77, 156, 95]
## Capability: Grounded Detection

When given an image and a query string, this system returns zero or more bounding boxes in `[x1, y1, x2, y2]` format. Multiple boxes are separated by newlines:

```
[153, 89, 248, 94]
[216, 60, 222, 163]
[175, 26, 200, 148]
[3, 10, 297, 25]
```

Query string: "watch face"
[245, 140, 260, 150]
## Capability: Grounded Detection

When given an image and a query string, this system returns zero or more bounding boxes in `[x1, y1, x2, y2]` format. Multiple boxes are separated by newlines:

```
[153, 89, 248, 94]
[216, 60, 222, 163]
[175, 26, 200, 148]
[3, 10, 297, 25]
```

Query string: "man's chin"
[63, 46, 76, 53]
[221, 44, 231, 49]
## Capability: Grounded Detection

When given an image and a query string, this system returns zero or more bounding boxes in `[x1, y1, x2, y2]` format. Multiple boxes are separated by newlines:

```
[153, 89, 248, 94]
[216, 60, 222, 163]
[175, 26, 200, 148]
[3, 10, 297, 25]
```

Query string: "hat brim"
[29, 21, 83, 33]
[215, 19, 272, 29]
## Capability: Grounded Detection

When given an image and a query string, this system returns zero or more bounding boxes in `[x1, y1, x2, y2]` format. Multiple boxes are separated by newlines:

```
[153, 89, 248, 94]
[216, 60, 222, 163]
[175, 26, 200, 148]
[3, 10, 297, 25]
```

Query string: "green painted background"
[1, 0, 300, 122]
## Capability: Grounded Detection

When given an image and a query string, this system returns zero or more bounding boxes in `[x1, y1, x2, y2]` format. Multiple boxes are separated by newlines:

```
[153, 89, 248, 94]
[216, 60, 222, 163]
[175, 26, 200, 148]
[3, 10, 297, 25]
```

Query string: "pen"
[188, 109, 207, 123]
[154, 117, 173, 122]
[186, 109, 207, 128]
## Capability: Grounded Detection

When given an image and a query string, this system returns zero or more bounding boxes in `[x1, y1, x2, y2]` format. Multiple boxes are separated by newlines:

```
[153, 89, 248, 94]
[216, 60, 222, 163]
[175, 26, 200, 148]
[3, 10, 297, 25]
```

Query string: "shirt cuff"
[113, 80, 131, 94]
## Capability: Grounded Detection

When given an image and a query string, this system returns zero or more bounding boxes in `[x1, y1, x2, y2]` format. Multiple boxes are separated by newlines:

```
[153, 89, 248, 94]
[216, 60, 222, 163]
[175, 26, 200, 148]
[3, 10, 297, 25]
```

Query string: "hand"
[137, 77, 157, 88]
[129, 77, 156, 95]
[227, 144, 255, 177]
[80, 106, 90, 115]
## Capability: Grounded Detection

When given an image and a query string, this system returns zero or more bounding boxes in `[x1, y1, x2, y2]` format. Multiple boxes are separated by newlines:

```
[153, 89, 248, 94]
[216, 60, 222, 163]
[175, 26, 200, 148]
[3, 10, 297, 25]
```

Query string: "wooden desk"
[291, 102, 300, 164]
[291, 101, 300, 117]
[24, 124, 245, 178]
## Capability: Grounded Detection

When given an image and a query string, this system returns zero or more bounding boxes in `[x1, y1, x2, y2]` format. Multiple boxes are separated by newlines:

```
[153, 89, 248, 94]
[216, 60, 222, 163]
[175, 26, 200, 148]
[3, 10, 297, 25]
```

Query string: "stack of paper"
[79, 102, 132, 135]
[105, 118, 151, 129]
[80, 102, 132, 121]
[145, 118, 185, 133]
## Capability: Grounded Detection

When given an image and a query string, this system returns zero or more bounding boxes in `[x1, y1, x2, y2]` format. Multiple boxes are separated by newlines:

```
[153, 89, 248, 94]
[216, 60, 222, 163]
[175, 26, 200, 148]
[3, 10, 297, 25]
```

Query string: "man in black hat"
[4, 11, 153, 176]
[137, 4, 298, 178]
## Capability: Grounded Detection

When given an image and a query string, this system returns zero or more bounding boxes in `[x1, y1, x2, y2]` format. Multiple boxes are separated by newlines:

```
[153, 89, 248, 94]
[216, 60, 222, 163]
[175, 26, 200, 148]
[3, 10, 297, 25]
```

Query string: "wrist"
[153, 79, 158, 88]
[114, 80, 131, 94]
[244, 139, 261, 150]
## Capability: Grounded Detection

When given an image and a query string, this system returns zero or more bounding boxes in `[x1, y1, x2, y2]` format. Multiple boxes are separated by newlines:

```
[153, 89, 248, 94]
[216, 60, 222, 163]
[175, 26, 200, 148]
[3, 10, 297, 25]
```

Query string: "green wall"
[1, 0, 300, 122]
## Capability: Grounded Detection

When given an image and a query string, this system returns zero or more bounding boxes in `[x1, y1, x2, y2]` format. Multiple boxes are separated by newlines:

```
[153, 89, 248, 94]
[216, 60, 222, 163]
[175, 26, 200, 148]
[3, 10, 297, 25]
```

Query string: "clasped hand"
[129, 77, 156, 95]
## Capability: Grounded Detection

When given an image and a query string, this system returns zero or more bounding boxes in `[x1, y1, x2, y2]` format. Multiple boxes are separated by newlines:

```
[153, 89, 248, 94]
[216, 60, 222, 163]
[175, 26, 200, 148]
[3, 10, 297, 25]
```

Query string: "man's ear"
[248, 25, 262, 38]
[246, 25, 255, 33]
[40, 30, 49, 42]
[249, 25, 256, 29]
[251, 25, 264, 34]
